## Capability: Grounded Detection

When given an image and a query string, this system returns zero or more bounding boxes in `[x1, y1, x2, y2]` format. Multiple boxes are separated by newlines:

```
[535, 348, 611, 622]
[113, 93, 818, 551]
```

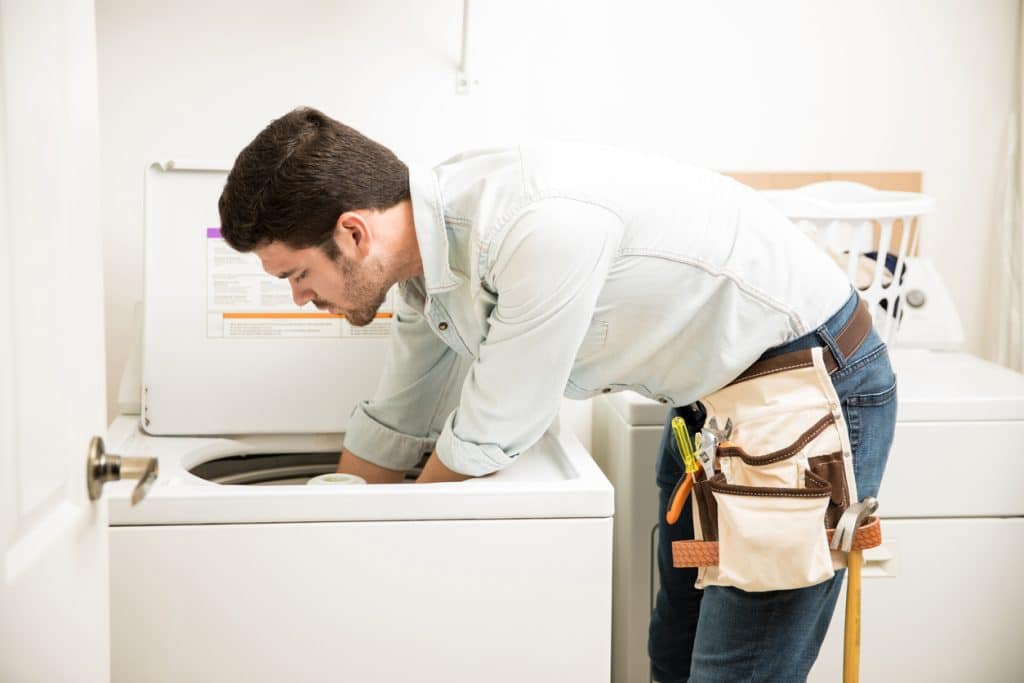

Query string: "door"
[0, 1, 109, 681]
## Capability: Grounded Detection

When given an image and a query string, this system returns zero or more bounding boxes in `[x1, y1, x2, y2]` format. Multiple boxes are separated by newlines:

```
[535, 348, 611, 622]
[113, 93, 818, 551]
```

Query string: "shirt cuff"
[435, 411, 518, 477]
[342, 401, 435, 471]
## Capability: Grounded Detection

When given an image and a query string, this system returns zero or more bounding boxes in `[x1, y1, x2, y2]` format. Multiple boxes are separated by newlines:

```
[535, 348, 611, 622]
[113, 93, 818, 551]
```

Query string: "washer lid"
[605, 351, 1024, 426]
[104, 416, 613, 524]
[141, 162, 395, 436]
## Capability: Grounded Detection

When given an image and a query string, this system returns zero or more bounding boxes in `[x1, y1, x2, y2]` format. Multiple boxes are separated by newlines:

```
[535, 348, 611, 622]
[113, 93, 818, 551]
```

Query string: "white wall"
[97, 0, 1019, 441]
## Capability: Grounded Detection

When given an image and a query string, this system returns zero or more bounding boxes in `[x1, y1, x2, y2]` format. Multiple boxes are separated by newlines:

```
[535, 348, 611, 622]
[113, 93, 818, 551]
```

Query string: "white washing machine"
[591, 260, 1024, 682]
[104, 162, 614, 683]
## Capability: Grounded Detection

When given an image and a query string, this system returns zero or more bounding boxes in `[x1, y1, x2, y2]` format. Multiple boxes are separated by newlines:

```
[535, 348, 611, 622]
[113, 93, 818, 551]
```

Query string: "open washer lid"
[104, 416, 613, 524]
[141, 161, 395, 436]
[605, 350, 1024, 427]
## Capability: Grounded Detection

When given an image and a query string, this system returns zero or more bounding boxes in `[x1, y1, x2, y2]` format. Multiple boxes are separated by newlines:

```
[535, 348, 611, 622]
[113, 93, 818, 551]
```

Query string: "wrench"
[695, 429, 718, 479]
[696, 416, 733, 480]
[706, 416, 733, 441]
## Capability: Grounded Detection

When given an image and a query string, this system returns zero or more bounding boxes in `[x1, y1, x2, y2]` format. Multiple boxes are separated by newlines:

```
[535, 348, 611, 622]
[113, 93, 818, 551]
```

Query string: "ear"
[334, 211, 372, 260]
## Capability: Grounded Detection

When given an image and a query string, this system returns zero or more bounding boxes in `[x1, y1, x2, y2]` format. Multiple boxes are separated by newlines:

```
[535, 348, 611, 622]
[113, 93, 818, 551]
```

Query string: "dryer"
[105, 162, 614, 683]
[591, 260, 1024, 682]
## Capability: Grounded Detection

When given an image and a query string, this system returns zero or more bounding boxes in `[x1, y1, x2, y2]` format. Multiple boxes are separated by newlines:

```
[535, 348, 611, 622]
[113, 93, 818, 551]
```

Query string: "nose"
[290, 280, 315, 307]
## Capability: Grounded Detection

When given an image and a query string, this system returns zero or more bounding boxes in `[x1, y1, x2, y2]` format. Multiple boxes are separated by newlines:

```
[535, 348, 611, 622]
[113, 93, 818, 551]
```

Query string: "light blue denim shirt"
[342, 143, 851, 476]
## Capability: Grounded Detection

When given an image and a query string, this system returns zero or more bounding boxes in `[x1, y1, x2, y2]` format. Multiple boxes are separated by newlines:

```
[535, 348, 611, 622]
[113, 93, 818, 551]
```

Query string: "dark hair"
[218, 107, 410, 253]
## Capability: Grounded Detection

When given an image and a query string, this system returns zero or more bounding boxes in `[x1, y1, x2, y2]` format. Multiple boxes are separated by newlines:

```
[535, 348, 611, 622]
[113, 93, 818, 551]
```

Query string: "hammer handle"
[843, 548, 863, 683]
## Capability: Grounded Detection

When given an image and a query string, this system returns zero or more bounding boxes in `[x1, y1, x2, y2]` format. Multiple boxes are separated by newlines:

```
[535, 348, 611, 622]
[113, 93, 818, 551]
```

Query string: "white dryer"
[591, 261, 1024, 683]
[105, 163, 614, 683]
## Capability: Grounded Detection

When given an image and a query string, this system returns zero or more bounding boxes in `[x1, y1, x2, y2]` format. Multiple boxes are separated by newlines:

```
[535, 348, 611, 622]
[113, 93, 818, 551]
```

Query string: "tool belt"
[671, 300, 884, 592]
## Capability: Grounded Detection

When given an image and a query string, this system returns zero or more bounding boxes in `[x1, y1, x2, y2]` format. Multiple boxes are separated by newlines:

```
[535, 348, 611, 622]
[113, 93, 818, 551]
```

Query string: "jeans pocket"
[843, 378, 898, 498]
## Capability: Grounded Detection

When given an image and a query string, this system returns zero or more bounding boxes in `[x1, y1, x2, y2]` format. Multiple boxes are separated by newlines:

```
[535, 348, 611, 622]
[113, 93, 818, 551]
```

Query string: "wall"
[96, 0, 1019, 445]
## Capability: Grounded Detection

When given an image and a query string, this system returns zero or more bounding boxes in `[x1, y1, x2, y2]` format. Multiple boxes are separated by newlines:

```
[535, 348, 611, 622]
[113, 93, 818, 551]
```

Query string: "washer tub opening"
[189, 452, 426, 485]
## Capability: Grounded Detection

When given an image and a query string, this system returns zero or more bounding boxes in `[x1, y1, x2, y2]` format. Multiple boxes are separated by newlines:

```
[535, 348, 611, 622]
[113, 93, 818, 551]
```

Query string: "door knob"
[87, 436, 158, 505]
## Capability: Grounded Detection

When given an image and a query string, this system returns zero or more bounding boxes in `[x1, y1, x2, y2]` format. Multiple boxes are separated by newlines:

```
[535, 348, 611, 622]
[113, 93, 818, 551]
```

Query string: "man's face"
[254, 240, 389, 327]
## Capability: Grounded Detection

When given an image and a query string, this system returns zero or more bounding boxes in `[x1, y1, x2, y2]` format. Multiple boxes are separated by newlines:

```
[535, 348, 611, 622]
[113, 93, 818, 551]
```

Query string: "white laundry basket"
[761, 181, 935, 344]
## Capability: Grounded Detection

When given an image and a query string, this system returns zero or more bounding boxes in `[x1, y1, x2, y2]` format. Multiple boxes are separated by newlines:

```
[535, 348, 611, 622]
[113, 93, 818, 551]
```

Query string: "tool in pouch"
[832, 497, 879, 683]
[665, 417, 699, 525]
[666, 416, 732, 525]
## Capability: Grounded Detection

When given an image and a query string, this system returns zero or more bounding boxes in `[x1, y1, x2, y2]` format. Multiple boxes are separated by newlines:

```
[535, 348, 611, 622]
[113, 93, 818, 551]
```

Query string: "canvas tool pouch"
[684, 345, 860, 592]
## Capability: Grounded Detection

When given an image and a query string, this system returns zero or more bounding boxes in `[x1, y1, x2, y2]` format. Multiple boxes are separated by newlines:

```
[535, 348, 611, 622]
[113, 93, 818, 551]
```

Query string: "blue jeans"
[649, 291, 898, 683]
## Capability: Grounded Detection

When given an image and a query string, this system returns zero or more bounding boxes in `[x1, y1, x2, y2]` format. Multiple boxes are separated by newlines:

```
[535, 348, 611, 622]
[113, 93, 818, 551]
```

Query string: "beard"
[326, 253, 390, 327]
[345, 297, 386, 327]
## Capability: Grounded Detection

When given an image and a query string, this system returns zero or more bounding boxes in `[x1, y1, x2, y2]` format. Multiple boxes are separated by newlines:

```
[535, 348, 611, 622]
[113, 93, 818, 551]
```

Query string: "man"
[219, 107, 897, 682]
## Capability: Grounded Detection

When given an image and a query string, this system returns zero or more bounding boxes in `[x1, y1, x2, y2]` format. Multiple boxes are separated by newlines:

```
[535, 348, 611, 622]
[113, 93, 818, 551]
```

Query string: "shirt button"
[658, 398, 669, 404]
[601, 387, 612, 394]
[438, 322, 449, 331]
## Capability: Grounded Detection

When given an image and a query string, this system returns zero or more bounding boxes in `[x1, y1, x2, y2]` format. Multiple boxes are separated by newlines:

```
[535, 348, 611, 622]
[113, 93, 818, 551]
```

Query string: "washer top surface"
[104, 415, 613, 525]
[606, 350, 1024, 427]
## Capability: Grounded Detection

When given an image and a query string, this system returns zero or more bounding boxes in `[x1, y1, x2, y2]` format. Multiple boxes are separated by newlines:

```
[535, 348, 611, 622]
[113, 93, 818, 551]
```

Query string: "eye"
[295, 270, 309, 283]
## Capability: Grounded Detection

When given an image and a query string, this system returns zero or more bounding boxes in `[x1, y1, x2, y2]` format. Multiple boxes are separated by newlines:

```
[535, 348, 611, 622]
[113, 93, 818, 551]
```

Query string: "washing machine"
[591, 259, 1024, 682]
[104, 162, 614, 683]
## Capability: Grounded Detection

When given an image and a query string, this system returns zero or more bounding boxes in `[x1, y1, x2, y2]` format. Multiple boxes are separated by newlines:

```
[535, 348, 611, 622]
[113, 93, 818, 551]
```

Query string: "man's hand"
[415, 451, 472, 484]
[336, 448, 406, 484]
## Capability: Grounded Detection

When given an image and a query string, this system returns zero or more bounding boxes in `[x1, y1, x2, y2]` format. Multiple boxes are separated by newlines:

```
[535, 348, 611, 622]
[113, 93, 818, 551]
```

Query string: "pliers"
[666, 417, 701, 525]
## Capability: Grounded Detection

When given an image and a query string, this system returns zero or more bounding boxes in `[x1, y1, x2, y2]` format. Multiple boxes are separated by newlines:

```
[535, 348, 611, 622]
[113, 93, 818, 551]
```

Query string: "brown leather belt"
[728, 299, 874, 387]
[671, 516, 883, 568]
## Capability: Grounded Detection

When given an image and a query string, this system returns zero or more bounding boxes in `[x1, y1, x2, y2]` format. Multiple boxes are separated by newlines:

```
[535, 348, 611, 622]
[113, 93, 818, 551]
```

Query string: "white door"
[0, 1, 110, 681]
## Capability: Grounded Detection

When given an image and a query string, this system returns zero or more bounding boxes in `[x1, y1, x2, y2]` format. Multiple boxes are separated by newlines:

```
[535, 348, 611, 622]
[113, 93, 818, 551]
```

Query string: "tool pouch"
[687, 346, 858, 592]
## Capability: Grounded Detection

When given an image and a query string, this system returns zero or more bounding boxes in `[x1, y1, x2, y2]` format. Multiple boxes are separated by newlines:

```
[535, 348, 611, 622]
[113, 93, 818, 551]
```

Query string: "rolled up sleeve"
[343, 291, 470, 471]
[435, 199, 623, 476]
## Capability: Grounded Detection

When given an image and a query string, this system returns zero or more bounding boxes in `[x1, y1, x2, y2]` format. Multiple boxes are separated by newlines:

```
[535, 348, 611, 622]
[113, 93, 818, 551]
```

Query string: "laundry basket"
[761, 181, 935, 344]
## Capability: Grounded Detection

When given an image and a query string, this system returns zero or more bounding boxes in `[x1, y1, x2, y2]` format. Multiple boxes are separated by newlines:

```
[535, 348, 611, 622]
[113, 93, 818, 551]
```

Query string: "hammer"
[830, 497, 879, 683]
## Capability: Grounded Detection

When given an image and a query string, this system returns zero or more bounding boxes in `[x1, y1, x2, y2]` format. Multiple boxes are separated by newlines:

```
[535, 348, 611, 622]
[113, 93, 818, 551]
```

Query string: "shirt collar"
[409, 166, 461, 294]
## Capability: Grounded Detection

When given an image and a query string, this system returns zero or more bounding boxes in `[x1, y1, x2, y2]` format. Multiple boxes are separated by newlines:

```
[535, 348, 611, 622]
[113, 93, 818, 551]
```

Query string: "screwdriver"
[666, 416, 701, 525]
